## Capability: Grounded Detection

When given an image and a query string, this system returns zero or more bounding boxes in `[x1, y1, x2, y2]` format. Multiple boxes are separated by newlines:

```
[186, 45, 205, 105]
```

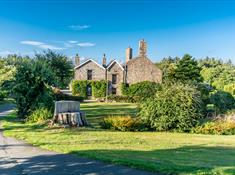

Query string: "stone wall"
[126, 56, 162, 84]
[107, 62, 124, 95]
[74, 60, 105, 81]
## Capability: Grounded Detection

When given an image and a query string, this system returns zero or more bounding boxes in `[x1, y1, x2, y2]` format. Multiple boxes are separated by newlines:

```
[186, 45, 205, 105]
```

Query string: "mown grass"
[81, 102, 138, 127]
[1, 102, 235, 175]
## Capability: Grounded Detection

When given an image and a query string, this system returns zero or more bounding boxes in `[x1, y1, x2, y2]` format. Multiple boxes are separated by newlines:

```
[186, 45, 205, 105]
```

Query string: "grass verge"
[1, 102, 235, 175]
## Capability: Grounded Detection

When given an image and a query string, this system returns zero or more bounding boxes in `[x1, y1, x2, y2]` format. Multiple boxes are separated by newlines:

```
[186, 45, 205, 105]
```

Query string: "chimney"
[75, 53, 80, 66]
[126, 47, 132, 63]
[139, 39, 147, 57]
[102, 53, 107, 67]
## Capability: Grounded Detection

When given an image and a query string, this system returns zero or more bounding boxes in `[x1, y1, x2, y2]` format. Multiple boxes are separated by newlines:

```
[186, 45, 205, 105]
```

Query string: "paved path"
[0, 104, 157, 175]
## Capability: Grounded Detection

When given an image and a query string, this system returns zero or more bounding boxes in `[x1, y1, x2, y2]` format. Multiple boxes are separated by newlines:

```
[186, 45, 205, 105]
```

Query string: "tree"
[174, 54, 203, 84]
[12, 58, 55, 118]
[156, 56, 179, 83]
[35, 50, 74, 89]
[0, 59, 16, 86]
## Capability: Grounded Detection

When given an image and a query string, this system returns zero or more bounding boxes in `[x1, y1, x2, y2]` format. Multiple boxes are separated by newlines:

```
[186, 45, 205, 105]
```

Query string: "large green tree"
[35, 50, 74, 88]
[13, 58, 55, 118]
[174, 54, 203, 84]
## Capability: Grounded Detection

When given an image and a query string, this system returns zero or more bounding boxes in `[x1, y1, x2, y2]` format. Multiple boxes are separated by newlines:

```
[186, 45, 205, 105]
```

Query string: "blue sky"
[0, 0, 235, 63]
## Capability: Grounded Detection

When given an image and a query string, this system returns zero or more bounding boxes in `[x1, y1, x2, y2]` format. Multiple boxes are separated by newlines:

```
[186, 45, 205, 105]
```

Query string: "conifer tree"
[174, 54, 203, 83]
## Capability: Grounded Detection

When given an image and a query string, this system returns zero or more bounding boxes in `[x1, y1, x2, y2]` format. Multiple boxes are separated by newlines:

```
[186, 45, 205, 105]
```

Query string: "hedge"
[107, 95, 139, 103]
[121, 81, 161, 101]
[53, 88, 84, 101]
[72, 80, 107, 99]
[91, 80, 107, 98]
[71, 80, 89, 98]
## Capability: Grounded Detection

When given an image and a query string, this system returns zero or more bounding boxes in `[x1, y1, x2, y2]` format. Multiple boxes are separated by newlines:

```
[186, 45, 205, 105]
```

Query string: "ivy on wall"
[72, 80, 107, 99]
[121, 81, 161, 101]
[91, 80, 107, 98]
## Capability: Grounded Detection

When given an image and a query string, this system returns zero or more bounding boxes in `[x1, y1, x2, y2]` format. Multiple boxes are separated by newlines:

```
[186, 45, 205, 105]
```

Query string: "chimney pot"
[102, 53, 107, 67]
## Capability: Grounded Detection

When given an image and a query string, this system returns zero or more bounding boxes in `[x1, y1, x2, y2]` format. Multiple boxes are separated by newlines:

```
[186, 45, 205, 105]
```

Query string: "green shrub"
[91, 80, 107, 98]
[71, 80, 89, 98]
[100, 116, 147, 131]
[209, 90, 235, 113]
[26, 107, 53, 123]
[139, 83, 204, 132]
[121, 81, 161, 101]
[107, 95, 138, 103]
[193, 120, 235, 135]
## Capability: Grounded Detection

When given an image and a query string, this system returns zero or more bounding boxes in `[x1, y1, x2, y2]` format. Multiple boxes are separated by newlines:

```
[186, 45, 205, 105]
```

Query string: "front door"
[86, 85, 92, 97]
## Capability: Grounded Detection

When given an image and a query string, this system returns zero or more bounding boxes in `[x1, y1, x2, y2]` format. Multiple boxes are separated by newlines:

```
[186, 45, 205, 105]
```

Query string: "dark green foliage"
[139, 83, 204, 132]
[35, 50, 74, 88]
[0, 89, 7, 101]
[91, 80, 107, 98]
[53, 88, 84, 101]
[174, 54, 203, 84]
[107, 95, 139, 103]
[12, 59, 55, 119]
[71, 80, 89, 98]
[100, 116, 147, 131]
[121, 81, 161, 101]
[209, 90, 235, 113]
[196, 83, 213, 108]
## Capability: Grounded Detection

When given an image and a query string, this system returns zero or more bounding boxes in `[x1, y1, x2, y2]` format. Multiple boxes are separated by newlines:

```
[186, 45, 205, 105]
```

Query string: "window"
[87, 70, 92, 80]
[112, 74, 117, 84]
[112, 87, 117, 95]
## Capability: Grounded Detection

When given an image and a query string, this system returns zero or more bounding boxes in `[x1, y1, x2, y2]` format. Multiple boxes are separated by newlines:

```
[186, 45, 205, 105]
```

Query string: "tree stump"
[53, 101, 88, 127]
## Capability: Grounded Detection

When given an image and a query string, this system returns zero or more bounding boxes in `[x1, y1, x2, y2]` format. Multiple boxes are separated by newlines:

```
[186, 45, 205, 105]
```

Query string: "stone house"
[74, 40, 162, 97]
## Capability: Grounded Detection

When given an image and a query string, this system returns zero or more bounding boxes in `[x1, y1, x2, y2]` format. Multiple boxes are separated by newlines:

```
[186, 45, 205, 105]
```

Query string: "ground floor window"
[112, 87, 117, 95]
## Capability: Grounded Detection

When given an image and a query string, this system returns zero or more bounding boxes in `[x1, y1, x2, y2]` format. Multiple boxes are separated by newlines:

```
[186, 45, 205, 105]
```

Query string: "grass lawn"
[80, 102, 138, 127]
[1, 102, 235, 175]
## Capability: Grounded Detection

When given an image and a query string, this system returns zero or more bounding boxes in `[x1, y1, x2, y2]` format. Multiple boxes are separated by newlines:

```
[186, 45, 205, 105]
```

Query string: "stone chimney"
[138, 39, 147, 57]
[102, 54, 107, 67]
[75, 53, 80, 66]
[126, 47, 132, 63]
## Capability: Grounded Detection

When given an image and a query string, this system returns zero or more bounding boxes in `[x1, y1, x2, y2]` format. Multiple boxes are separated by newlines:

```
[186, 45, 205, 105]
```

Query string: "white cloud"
[38, 44, 64, 50]
[21, 40, 64, 50]
[20, 41, 44, 46]
[68, 25, 90, 30]
[77, 42, 95, 47]
[68, 40, 78, 44]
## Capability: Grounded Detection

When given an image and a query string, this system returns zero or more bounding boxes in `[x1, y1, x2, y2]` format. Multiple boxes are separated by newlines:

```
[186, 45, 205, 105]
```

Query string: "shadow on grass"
[69, 145, 235, 175]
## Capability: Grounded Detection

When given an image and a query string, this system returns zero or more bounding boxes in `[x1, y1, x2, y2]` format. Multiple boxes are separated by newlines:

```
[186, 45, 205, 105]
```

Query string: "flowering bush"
[100, 116, 146, 131]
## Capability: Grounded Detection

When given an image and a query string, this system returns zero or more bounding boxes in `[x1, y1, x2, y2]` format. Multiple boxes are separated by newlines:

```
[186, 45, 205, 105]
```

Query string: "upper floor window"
[87, 70, 92, 80]
[112, 74, 117, 84]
